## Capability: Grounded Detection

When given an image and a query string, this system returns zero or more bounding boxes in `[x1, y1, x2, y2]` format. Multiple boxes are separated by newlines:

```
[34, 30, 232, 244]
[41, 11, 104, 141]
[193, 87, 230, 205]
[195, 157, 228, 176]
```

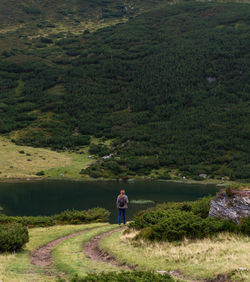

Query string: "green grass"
[0, 223, 107, 281]
[53, 224, 120, 277]
[130, 200, 155, 204]
[0, 136, 93, 180]
[100, 229, 250, 281]
[15, 79, 24, 95]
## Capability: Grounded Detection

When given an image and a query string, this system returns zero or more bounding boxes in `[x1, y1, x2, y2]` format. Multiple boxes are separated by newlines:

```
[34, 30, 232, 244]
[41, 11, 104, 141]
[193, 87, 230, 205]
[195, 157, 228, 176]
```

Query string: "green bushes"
[0, 207, 110, 227]
[191, 196, 213, 218]
[137, 210, 206, 241]
[240, 217, 250, 236]
[54, 208, 110, 224]
[36, 170, 45, 176]
[133, 209, 241, 242]
[1, 2, 250, 180]
[130, 197, 248, 242]
[89, 144, 112, 157]
[40, 37, 53, 44]
[0, 215, 55, 227]
[0, 223, 29, 252]
[65, 271, 173, 282]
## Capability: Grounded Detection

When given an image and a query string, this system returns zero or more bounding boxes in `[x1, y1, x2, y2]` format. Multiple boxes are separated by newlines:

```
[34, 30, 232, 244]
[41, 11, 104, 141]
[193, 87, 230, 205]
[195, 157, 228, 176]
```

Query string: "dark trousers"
[118, 208, 126, 224]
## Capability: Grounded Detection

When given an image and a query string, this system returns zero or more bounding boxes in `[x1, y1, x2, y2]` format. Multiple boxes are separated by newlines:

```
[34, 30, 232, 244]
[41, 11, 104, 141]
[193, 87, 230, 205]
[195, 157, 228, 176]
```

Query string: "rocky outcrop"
[209, 190, 250, 224]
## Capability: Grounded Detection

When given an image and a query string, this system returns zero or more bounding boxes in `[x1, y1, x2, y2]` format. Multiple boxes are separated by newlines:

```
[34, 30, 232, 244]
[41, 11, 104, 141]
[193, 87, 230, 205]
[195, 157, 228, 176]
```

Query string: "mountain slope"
[0, 1, 250, 180]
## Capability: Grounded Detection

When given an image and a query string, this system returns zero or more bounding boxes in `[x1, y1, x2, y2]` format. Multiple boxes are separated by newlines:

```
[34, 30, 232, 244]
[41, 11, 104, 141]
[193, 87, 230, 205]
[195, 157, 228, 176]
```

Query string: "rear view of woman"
[117, 189, 128, 225]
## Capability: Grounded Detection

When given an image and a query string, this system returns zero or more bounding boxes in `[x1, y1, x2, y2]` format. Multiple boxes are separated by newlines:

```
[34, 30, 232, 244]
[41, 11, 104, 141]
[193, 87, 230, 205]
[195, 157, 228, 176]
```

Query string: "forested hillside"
[0, 1, 250, 181]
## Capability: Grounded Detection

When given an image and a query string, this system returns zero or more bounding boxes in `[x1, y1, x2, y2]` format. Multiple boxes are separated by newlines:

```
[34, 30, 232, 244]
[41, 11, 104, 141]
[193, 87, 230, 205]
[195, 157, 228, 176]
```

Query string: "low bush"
[191, 196, 213, 218]
[130, 196, 213, 230]
[158, 172, 171, 180]
[135, 210, 204, 241]
[54, 207, 110, 224]
[130, 196, 248, 241]
[40, 37, 53, 44]
[36, 171, 45, 176]
[135, 210, 240, 241]
[240, 216, 250, 236]
[0, 215, 54, 227]
[0, 223, 29, 252]
[0, 207, 110, 227]
[64, 271, 173, 281]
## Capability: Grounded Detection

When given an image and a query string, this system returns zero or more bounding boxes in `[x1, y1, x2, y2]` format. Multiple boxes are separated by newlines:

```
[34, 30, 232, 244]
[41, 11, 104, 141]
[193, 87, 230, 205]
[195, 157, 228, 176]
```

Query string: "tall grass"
[100, 229, 250, 281]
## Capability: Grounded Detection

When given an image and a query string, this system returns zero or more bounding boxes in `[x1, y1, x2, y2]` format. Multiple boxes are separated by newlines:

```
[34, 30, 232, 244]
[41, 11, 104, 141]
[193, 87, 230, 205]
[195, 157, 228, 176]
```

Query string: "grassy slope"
[100, 230, 250, 281]
[0, 136, 92, 180]
[0, 223, 108, 281]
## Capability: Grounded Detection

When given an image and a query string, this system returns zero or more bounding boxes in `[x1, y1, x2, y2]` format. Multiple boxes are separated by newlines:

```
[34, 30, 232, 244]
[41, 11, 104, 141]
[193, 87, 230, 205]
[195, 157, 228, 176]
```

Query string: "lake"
[0, 180, 220, 223]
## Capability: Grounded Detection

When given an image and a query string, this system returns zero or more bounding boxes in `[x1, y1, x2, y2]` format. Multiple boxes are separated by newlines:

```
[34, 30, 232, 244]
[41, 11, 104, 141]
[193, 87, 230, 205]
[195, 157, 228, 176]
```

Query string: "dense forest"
[0, 1, 250, 180]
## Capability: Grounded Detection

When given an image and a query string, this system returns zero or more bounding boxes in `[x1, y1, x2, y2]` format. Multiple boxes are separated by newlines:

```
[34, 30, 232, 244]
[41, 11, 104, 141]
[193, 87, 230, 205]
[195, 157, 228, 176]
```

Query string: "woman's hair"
[120, 189, 125, 198]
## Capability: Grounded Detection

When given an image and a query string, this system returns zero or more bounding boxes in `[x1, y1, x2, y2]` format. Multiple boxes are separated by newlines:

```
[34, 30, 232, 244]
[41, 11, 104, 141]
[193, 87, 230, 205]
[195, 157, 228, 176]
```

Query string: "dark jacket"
[117, 195, 128, 209]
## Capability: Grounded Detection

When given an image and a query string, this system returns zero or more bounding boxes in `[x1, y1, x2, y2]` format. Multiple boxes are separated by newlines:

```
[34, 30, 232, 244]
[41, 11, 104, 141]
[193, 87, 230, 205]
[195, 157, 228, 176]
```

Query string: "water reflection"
[0, 180, 219, 223]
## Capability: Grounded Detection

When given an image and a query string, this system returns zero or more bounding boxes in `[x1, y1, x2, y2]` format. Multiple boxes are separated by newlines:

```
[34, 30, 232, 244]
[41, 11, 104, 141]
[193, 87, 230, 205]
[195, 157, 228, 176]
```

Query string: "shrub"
[158, 172, 171, 180]
[131, 196, 213, 230]
[36, 171, 45, 176]
[103, 160, 123, 174]
[130, 196, 247, 241]
[88, 170, 103, 178]
[240, 216, 250, 236]
[22, 216, 54, 227]
[135, 210, 240, 241]
[0, 214, 54, 227]
[0, 208, 110, 227]
[54, 207, 110, 224]
[130, 209, 168, 230]
[191, 196, 213, 218]
[146, 210, 205, 241]
[0, 223, 29, 252]
[40, 37, 53, 44]
[89, 144, 112, 157]
[2, 50, 11, 58]
[64, 271, 173, 281]
[202, 217, 239, 236]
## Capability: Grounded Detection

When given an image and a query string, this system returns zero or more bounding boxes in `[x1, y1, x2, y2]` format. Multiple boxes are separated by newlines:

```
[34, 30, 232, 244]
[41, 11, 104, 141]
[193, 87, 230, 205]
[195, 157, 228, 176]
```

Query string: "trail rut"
[83, 228, 135, 269]
[31, 228, 93, 267]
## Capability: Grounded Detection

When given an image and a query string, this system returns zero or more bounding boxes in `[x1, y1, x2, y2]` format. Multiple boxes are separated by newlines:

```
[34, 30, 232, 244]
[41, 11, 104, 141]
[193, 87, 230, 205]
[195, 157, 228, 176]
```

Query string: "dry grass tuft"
[101, 229, 250, 281]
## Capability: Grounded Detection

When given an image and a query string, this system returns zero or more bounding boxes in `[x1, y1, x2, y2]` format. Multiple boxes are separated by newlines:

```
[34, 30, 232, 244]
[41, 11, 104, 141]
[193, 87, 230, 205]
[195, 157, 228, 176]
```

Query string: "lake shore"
[0, 136, 248, 186]
[0, 174, 243, 187]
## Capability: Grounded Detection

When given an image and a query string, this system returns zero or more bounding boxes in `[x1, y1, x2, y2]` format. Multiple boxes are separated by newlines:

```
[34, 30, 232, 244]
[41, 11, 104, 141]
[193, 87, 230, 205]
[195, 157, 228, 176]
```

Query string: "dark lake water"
[0, 180, 220, 223]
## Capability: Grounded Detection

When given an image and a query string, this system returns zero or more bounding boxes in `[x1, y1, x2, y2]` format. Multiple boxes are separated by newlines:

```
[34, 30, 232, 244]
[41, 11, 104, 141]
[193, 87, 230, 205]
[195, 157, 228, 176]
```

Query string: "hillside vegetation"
[0, 0, 250, 181]
[0, 136, 91, 179]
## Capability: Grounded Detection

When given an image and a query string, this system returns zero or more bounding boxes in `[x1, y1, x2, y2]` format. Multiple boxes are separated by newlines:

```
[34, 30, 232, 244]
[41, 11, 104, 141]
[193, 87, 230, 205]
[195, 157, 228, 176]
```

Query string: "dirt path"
[31, 227, 229, 282]
[31, 228, 94, 267]
[83, 228, 135, 270]
[83, 228, 229, 282]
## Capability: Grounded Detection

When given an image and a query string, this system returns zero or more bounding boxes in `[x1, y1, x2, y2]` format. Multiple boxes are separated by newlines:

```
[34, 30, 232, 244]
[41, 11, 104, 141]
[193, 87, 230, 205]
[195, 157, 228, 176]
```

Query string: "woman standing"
[117, 189, 128, 225]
